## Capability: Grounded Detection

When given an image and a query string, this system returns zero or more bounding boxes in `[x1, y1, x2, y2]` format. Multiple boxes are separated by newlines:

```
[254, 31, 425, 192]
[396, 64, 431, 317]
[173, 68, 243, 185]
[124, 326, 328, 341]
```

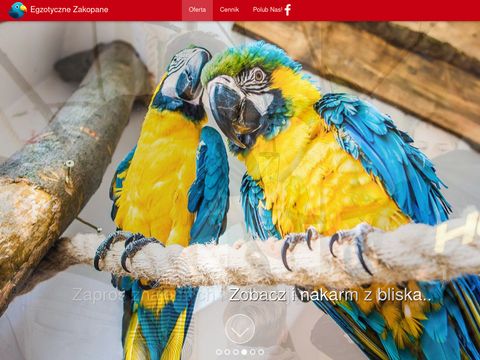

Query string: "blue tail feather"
[130, 285, 199, 358]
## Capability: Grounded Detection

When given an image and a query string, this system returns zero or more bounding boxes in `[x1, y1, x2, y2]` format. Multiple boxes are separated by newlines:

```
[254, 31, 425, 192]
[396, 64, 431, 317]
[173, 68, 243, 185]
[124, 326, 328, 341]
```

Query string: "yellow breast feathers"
[114, 109, 204, 247]
[240, 99, 409, 237]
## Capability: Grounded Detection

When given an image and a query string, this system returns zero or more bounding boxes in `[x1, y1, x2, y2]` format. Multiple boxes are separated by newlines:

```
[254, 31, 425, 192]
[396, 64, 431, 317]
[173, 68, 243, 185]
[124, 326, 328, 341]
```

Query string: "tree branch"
[0, 41, 152, 315]
[25, 214, 480, 290]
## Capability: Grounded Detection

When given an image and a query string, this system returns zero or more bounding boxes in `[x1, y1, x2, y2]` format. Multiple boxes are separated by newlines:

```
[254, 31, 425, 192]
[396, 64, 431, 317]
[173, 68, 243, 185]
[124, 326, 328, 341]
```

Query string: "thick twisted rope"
[22, 213, 480, 293]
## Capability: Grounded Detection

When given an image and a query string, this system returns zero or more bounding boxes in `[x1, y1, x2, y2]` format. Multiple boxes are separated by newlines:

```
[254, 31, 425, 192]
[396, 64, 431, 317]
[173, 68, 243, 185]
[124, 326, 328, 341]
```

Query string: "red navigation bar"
[1, 0, 480, 21]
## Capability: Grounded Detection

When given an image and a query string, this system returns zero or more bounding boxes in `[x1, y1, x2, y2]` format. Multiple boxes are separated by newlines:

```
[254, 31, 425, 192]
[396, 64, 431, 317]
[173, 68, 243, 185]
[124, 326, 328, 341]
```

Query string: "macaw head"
[9, 2, 27, 18]
[202, 41, 319, 153]
[150, 46, 212, 121]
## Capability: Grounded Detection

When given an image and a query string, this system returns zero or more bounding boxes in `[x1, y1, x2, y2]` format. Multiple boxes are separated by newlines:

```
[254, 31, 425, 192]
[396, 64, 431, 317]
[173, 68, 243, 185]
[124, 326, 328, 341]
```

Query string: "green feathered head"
[202, 41, 317, 153]
[202, 41, 302, 85]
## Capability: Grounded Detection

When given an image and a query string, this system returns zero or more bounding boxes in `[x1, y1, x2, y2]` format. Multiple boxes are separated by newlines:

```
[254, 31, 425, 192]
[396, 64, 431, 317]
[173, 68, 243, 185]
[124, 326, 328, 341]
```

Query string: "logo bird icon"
[9, 2, 27, 19]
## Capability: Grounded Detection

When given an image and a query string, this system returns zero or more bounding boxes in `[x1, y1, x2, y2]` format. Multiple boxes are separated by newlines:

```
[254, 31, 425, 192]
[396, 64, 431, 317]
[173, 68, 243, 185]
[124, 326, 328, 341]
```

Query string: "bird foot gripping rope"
[19, 213, 480, 293]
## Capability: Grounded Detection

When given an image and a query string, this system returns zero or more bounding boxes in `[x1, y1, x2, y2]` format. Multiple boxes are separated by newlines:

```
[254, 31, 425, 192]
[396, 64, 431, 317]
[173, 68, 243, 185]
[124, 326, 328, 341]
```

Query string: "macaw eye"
[253, 68, 265, 82]
[168, 55, 182, 72]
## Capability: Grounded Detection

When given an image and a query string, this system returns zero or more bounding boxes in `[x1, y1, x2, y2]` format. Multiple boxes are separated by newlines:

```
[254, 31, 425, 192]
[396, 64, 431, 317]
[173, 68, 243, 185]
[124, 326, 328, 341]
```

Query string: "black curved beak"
[176, 48, 211, 101]
[209, 79, 245, 148]
[208, 76, 263, 149]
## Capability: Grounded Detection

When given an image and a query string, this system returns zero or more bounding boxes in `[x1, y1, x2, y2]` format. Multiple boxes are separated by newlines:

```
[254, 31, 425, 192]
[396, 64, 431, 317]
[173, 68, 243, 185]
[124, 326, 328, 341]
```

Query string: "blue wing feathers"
[240, 174, 281, 241]
[444, 295, 480, 359]
[379, 333, 400, 360]
[315, 93, 451, 226]
[312, 93, 480, 359]
[365, 310, 386, 335]
[109, 147, 138, 293]
[188, 126, 230, 245]
[421, 323, 460, 360]
[134, 287, 198, 358]
[110, 145, 137, 221]
[423, 307, 448, 343]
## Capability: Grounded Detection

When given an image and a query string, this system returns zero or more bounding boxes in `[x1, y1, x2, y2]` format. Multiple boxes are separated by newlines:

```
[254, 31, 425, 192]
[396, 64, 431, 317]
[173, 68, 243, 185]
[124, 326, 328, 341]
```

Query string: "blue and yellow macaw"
[203, 41, 480, 359]
[94, 46, 230, 360]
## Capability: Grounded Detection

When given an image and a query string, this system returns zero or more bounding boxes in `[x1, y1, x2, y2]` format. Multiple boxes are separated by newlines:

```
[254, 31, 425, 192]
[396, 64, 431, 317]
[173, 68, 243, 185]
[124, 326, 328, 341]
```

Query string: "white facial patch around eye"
[159, 49, 206, 104]
[168, 52, 188, 73]
[160, 69, 181, 99]
[246, 92, 274, 116]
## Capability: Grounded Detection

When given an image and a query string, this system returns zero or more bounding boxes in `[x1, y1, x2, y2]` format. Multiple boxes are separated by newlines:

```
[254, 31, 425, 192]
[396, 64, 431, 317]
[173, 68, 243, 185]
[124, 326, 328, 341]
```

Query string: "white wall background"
[0, 22, 478, 360]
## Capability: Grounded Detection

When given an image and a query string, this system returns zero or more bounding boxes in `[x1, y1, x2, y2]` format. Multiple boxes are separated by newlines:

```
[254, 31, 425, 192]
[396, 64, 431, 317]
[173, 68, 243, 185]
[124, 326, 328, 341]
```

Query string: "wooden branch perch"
[0, 41, 152, 315]
[26, 214, 480, 290]
[233, 22, 480, 149]
[351, 22, 480, 78]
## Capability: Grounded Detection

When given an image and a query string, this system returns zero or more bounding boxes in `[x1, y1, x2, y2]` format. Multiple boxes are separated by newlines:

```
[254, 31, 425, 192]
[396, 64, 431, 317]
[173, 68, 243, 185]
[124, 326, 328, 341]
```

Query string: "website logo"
[8, 2, 27, 19]
[285, 3, 291, 16]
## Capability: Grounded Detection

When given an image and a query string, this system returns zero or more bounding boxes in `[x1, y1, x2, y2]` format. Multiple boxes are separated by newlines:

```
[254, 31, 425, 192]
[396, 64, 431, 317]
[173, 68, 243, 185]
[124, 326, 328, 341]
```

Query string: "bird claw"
[305, 226, 317, 251]
[328, 223, 374, 276]
[124, 232, 145, 248]
[94, 230, 133, 271]
[329, 232, 340, 258]
[281, 226, 318, 272]
[121, 236, 163, 273]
